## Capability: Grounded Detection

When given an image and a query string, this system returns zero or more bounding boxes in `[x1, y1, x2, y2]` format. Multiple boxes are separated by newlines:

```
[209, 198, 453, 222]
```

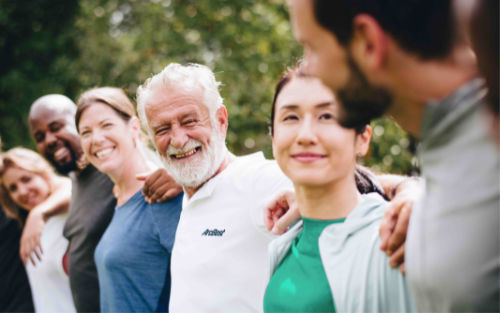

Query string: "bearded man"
[288, 0, 499, 311]
[137, 63, 292, 312]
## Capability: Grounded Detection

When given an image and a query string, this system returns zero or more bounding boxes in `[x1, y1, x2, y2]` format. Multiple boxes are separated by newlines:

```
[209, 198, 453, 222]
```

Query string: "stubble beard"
[336, 55, 393, 128]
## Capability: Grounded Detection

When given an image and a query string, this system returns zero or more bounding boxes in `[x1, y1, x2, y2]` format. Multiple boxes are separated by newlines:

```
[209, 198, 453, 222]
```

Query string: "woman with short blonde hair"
[0, 147, 75, 313]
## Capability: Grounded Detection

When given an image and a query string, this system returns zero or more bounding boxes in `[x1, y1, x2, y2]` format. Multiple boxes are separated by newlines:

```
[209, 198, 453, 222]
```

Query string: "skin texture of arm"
[20, 176, 71, 265]
[137, 168, 183, 204]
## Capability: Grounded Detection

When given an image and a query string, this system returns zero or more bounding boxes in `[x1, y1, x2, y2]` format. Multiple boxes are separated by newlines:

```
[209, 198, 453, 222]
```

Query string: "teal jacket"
[268, 193, 415, 313]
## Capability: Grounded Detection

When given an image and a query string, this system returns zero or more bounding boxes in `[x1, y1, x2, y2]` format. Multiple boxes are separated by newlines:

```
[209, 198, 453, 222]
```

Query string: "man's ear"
[349, 14, 388, 71]
[216, 106, 228, 135]
[356, 125, 372, 157]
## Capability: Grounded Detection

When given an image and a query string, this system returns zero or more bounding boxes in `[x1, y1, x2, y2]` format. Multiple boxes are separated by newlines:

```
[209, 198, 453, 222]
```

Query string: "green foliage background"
[0, 0, 417, 175]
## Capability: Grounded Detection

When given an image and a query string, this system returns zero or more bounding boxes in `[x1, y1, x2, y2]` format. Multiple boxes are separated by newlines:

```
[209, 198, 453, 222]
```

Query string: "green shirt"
[264, 217, 345, 313]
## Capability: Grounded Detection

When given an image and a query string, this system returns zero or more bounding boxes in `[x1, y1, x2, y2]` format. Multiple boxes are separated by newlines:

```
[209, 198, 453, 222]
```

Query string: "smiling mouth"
[53, 147, 66, 158]
[51, 145, 71, 163]
[292, 153, 326, 162]
[95, 148, 114, 159]
[170, 147, 201, 160]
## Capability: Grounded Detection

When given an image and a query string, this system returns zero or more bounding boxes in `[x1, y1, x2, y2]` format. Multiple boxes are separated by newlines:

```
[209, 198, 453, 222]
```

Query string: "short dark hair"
[312, 0, 455, 60]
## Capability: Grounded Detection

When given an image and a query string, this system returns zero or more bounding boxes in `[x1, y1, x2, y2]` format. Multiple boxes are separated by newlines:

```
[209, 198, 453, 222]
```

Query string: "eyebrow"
[315, 102, 333, 109]
[151, 112, 198, 129]
[99, 118, 113, 124]
[180, 112, 198, 120]
[48, 120, 62, 126]
[279, 101, 333, 111]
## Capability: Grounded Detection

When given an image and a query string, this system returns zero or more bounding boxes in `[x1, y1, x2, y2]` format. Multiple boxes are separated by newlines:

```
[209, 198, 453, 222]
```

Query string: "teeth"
[172, 148, 197, 159]
[54, 148, 66, 158]
[95, 148, 113, 159]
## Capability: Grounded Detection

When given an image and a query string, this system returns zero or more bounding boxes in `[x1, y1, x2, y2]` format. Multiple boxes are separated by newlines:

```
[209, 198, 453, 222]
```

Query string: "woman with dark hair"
[263, 70, 414, 312]
[0, 147, 75, 313]
[75, 87, 182, 313]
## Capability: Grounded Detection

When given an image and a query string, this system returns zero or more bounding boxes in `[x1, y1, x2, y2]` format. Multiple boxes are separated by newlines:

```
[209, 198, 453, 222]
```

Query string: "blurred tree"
[0, 0, 416, 175]
[0, 0, 80, 150]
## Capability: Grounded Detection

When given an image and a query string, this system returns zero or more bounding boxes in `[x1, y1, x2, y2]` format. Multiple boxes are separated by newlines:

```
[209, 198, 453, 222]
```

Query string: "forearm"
[33, 176, 71, 220]
[376, 174, 421, 200]
[376, 174, 406, 200]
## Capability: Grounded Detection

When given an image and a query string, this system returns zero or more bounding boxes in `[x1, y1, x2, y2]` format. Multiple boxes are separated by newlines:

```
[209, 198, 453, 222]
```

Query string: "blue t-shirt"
[94, 190, 183, 313]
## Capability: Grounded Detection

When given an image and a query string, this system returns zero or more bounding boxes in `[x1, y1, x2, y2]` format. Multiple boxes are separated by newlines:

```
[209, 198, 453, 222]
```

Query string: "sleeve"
[151, 193, 183, 252]
[248, 160, 293, 237]
[373, 235, 416, 312]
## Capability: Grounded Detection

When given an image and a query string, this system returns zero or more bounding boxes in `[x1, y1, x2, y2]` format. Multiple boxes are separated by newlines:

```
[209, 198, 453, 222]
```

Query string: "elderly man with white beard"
[136, 63, 292, 313]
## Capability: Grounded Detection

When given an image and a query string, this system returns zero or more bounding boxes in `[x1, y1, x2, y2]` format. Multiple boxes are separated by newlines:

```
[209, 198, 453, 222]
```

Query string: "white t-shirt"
[26, 214, 76, 313]
[169, 152, 292, 313]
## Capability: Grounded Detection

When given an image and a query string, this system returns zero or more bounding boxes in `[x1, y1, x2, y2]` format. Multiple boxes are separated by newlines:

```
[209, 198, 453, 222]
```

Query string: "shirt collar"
[182, 152, 266, 207]
[420, 78, 486, 140]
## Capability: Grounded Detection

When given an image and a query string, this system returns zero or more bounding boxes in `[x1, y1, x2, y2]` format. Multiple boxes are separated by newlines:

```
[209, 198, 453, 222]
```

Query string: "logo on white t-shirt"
[201, 229, 226, 236]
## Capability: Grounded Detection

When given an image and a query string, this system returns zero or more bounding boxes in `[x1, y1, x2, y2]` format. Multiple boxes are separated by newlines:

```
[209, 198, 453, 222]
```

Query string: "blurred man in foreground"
[288, 0, 499, 311]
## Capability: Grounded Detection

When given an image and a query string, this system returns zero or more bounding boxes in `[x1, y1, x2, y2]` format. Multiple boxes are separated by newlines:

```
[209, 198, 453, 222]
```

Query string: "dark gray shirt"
[63, 164, 116, 313]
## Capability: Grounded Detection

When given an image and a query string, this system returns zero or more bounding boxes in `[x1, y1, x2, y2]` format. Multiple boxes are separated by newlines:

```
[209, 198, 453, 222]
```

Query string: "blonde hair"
[0, 148, 57, 225]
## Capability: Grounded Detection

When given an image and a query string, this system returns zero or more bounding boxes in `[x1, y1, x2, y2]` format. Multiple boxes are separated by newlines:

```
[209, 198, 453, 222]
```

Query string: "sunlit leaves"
[0, 0, 415, 174]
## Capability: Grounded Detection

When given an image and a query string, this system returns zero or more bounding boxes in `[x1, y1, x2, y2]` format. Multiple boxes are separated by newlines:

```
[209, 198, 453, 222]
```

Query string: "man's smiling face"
[29, 99, 82, 174]
[145, 85, 227, 188]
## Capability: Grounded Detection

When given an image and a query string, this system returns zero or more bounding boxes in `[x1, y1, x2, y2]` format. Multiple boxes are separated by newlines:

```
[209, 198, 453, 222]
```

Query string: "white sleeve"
[247, 160, 293, 237]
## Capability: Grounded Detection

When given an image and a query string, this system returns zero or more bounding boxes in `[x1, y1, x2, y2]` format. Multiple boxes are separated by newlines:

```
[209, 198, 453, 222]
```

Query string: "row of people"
[1, 0, 498, 311]
[1, 63, 414, 312]
[279, 0, 499, 311]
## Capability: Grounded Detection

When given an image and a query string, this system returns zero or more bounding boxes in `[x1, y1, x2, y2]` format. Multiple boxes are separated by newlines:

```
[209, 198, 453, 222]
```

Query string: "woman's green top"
[264, 217, 345, 313]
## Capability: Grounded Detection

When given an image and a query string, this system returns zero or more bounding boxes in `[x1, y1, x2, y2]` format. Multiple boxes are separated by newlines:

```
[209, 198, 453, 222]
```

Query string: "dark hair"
[270, 68, 386, 199]
[269, 68, 297, 137]
[355, 164, 388, 200]
[312, 0, 455, 60]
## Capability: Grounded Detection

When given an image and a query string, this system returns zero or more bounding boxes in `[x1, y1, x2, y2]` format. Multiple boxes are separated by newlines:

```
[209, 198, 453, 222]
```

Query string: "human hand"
[20, 209, 46, 266]
[264, 190, 300, 235]
[379, 179, 421, 273]
[137, 168, 183, 204]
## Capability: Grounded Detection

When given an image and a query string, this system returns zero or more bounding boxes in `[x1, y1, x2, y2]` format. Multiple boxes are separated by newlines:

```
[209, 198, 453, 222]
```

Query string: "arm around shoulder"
[20, 176, 71, 265]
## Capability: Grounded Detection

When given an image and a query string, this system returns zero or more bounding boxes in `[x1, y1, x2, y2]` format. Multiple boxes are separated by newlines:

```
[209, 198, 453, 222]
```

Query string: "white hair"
[136, 63, 224, 139]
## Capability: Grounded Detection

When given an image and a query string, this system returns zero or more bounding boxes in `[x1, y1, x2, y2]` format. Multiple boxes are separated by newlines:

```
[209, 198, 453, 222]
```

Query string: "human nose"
[296, 116, 317, 146]
[16, 184, 29, 201]
[45, 132, 58, 148]
[169, 126, 189, 149]
[89, 128, 105, 145]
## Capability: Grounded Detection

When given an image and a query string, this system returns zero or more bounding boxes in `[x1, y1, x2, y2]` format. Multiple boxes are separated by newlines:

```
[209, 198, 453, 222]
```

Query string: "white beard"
[160, 127, 227, 188]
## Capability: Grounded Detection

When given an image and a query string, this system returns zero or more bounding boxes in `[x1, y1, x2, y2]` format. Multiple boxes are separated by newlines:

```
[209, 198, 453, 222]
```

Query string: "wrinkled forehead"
[146, 85, 207, 114]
